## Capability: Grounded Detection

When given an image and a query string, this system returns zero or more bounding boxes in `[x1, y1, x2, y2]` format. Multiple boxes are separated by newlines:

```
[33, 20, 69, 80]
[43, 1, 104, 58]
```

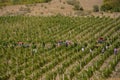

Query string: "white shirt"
[82, 48, 84, 51]
[106, 46, 108, 49]
[90, 49, 92, 53]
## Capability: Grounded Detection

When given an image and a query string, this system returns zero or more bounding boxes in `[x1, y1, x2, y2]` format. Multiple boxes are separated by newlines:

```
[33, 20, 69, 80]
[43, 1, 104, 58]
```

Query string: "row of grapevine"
[0, 15, 120, 80]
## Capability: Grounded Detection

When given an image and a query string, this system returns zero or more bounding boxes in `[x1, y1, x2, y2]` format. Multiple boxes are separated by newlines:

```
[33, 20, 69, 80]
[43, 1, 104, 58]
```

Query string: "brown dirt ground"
[0, 0, 120, 18]
[0, 0, 74, 16]
[79, 0, 103, 11]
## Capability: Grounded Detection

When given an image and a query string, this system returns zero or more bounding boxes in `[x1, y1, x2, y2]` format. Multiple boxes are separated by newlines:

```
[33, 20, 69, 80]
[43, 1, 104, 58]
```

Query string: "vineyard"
[0, 15, 120, 80]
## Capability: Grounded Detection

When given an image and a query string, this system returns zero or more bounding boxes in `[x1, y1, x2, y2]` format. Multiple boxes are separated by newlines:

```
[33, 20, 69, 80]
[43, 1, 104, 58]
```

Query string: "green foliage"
[0, 16, 120, 80]
[74, 4, 83, 11]
[0, 0, 52, 6]
[67, 0, 83, 11]
[101, 0, 120, 12]
[101, 4, 112, 11]
[93, 5, 99, 12]
[44, 0, 51, 2]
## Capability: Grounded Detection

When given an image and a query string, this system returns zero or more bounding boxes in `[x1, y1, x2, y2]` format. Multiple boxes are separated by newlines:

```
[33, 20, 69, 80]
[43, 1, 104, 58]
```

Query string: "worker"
[32, 43, 37, 53]
[82, 47, 85, 52]
[102, 48, 105, 53]
[65, 41, 69, 47]
[17, 41, 24, 47]
[98, 37, 104, 43]
[23, 43, 30, 48]
[42, 42, 45, 48]
[105, 45, 109, 49]
[89, 48, 93, 53]
[114, 48, 118, 55]
[57, 40, 63, 47]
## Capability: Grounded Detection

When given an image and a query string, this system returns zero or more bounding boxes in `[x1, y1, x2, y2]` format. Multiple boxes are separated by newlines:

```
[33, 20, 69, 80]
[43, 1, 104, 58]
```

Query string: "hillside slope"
[0, 0, 120, 17]
[0, 0, 74, 16]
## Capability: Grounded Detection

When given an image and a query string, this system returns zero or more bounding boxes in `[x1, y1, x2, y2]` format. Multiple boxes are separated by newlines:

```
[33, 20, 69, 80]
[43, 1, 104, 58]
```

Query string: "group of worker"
[7, 40, 74, 53]
[56, 40, 74, 47]
[17, 40, 74, 53]
[80, 37, 119, 55]
[97, 37, 119, 55]
[0, 37, 119, 54]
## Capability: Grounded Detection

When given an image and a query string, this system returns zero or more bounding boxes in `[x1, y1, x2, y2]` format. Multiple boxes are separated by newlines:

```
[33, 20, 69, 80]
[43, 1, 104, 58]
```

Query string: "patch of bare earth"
[0, 0, 120, 18]
[79, 0, 103, 11]
[0, 0, 74, 16]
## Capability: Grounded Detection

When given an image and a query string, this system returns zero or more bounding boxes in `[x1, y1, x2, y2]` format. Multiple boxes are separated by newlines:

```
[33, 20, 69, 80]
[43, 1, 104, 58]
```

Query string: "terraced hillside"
[0, 16, 120, 80]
